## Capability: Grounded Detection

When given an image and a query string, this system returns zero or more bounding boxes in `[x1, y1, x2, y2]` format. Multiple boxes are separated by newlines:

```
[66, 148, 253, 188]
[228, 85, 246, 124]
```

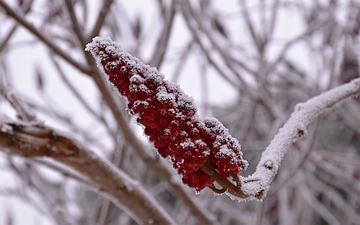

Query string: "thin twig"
[200, 162, 249, 199]
[0, 73, 36, 122]
[150, 0, 176, 69]
[267, 0, 280, 46]
[88, 0, 114, 42]
[0, 25, 17, 53]
[48, 53, 115, 138]
[63, 0, 86, 47]
[0, 1, 91, 75]
[238, 0, 261, 52]
[180, 0, 278, 120]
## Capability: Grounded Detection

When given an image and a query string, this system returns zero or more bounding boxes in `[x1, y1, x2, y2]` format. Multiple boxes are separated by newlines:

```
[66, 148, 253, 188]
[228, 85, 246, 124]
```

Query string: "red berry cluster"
[200, 118, 247, 178]
[86, 37, 247, 191]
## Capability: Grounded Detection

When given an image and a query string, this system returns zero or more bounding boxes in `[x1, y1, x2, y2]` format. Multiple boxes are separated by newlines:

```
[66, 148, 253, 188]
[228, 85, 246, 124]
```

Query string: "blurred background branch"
[0, 0, 360, 224]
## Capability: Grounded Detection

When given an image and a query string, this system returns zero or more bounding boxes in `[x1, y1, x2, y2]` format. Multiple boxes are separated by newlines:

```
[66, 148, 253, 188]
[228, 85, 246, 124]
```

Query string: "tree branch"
[241, 78, 360, 200]
[149, 0, 176, 69]
[0, 121, 176, 225]
[88, 0, 114, 42]
[0, 1, 91, 75]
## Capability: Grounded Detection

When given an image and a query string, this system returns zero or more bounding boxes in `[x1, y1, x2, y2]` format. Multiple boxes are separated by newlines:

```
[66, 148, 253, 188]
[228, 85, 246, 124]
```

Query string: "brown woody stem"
[200, 162, 249, 198]
[0, 123, 176, 225]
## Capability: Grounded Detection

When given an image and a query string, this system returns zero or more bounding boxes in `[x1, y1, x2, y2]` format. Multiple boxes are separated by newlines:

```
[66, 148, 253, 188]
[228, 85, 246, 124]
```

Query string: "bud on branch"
[86, 37, 248, 193]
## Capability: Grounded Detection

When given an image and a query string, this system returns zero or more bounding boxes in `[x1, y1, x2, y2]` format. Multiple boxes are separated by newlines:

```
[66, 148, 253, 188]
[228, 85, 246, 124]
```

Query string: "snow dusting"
[241, 78, 360, 201]
[87, 36, 272, 199]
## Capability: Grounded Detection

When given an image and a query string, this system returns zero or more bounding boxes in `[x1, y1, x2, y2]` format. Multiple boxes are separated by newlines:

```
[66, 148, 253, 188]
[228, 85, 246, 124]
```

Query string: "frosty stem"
[241, 78, 360, 200]
[201, 162, 249, 198]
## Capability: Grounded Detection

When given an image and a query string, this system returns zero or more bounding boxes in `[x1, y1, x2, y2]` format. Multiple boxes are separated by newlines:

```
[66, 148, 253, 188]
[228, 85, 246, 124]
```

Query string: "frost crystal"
[86, 36, 247, 191]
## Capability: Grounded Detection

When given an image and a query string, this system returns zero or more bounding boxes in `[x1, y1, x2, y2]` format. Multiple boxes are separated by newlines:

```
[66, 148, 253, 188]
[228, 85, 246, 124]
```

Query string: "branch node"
[298, 129, 305, 137]
[264, 160, 273, 170]
[255, 190, 265, 199]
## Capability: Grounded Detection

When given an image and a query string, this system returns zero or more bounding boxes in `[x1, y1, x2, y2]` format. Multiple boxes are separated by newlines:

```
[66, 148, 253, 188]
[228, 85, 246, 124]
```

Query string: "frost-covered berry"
[86, 37, 248, 191]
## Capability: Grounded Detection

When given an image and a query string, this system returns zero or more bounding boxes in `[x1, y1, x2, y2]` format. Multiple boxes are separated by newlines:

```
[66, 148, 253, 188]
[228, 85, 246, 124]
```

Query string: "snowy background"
[1, 0, 360, 224]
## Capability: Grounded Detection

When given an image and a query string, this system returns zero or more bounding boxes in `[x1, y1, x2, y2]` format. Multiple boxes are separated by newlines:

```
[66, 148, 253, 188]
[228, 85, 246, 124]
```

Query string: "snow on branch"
[86, 36, 360, 201]
[241, 78, 360, 200]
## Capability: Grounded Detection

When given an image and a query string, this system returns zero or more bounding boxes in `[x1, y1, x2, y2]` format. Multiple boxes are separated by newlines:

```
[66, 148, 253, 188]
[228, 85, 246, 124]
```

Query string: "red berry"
[86, 37, 248, 191]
